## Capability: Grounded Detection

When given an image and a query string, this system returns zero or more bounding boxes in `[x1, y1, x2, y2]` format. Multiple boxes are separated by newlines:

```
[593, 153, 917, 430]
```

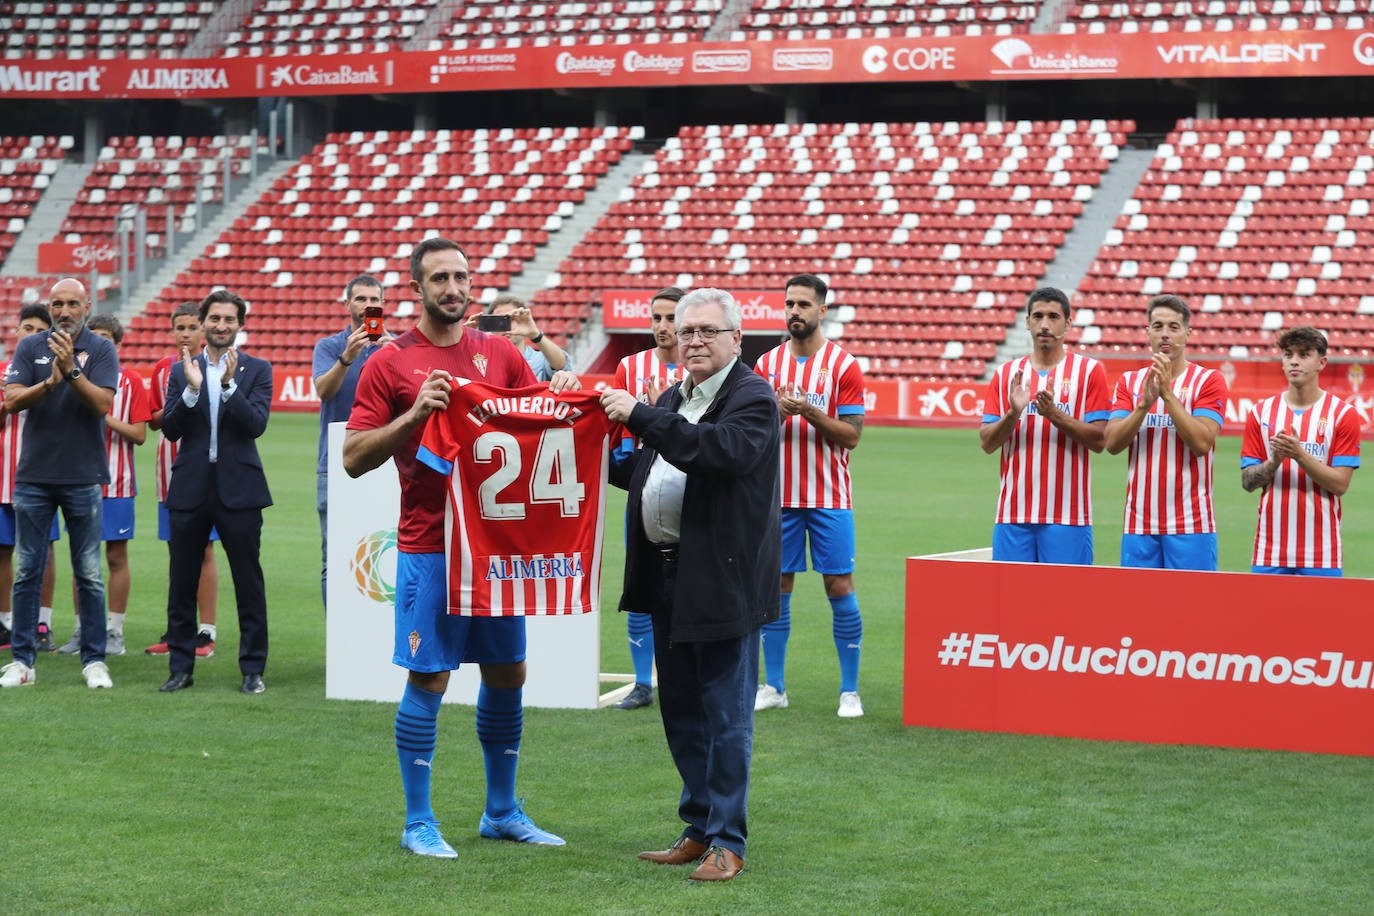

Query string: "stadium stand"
[122, 126, 638, 370]
[541, 118, 1128, 381]
[731, 0, 1038, 41]
[0, 135, 70, 269]
[431, 0, 723, 50]
[221, 0, 439, 57]
[1071, 116, 1374, 361]
[1062, 0, 1369, 34]
[59, 135, 255, 261]
[0, 0, 213, 58]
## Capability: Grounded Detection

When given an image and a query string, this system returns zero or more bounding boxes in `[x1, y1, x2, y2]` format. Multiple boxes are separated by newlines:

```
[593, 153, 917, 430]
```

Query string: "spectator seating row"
[1070, 115, 1374, 360]
[433, 0, 722, 49]
[0, 135, 70, 268]
[126, 126, 639, 371]
[1062, 0, 1369, 33]
[1, 0, 214, 58]
[540, 118, 1129, 381]
[731, 0, 1037, 41]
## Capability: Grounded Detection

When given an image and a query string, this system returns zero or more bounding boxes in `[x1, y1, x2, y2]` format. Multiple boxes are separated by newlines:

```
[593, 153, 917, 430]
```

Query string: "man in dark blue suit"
[158, 289, 273, 694]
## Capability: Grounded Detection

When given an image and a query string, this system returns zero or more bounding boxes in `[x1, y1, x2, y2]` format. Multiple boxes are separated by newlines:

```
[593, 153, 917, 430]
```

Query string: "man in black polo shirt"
[0, 278, 119, 689]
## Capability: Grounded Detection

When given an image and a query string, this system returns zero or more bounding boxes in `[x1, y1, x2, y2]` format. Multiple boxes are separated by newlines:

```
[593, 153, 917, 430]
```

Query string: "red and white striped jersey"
[102, 366, 152, 498]
[152, 355, 177, 501]
[416, 381, 615, 617]
[754, 340, 866, 510]
[983, 352, 1112, 526]
[1242, 391, 1363, 569]
[0, 361, 22, 504]
[1111, 363, 1228, 535]
[614, 348, 681, 449]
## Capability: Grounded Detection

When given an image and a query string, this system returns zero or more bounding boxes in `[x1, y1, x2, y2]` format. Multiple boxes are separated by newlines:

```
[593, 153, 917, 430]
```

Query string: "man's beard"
[423, 297, 465, 325]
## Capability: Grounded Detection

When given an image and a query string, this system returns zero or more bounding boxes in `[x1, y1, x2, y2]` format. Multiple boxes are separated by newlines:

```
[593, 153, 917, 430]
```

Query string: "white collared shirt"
[180, 352, 238, 463]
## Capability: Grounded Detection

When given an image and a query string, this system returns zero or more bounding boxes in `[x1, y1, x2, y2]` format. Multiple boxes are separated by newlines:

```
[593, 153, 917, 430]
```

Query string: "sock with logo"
[477, 683, 522, 820]
[107, 612, 125, 636]
[199, 623, 217, 641]
[830, 592, 863, 694]
[627, 611, 655, 687]
[760, 593, 791, 693]
[39, 606, 53, 626]
[395, 681, 441, 826]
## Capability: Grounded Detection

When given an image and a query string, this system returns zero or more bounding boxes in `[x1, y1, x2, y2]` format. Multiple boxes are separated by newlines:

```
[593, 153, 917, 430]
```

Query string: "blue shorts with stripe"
[393, 551, 526, 673]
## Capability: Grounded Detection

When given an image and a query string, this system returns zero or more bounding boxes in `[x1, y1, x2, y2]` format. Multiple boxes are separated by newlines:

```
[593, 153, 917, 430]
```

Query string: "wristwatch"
[529, 331, 544, 344]
[65, 367, 82, 382]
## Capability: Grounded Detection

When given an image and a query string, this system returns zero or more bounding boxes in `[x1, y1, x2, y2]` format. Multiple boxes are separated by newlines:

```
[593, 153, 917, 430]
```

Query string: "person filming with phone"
[468, 293, 568, 382]
[312, 274, 391, 612]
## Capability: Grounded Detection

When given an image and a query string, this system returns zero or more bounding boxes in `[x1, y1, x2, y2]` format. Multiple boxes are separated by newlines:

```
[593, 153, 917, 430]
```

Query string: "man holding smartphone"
[473, 293, 568, 381]
[312, 274, 390, 611]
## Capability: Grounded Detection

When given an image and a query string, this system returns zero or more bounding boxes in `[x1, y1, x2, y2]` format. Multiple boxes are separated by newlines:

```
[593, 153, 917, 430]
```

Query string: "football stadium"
[2, 2, 1373, 911]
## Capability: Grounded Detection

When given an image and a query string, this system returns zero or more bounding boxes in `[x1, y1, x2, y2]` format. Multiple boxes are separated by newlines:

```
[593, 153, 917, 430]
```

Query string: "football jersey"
[0, 361, 21, 504]
[982, 352, 1112, 526]
[346, 327, 536, 553]
[416, 381, 615, 617]
[1111, 363, 1228, 535]
[102, 366, 152, 498]
[754, 340, 866, 510]
[614, 348, 681, 450]
[153, 354, 178, 501]
[1241, 391, 1362, 569]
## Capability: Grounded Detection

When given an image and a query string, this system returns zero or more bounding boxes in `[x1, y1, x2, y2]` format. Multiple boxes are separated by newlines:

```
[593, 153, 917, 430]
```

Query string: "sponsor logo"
[70, 243, 119, 269]
[126, 67, 227, 91]
[1354, 32, 1374, 66]
[277, 374, 320, 403]
[736, 292, 784, 325]
[486, 554, 586, 581]
[264, 62, 388, 88]
[1157, 41, 1326, 66]
[916, 385, 983, 418]
[624, 50, 685, 74]
[773, 47, 833, 72]
[693, 49, 751, 73]
[990, 37, 1118, 74]
[0, 64, 102, 93]
[353, 529, 399, 605]
[556, 52, 617, 76]
[862, 44, 956, 75]
[429, 53, 519, 83]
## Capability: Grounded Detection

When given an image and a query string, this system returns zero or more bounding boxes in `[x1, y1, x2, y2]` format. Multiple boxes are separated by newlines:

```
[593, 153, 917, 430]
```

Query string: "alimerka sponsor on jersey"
[485, 554, 587, 581]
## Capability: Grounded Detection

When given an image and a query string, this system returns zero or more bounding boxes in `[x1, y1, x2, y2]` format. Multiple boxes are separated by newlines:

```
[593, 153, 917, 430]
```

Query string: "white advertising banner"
[324, 422, 602, 708]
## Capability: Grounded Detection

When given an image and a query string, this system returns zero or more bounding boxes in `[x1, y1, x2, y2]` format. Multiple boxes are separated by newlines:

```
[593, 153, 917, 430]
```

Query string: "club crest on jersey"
[1317, 418, 1328, 440]
[472, 353, 489, 377]
[1059, 378, 1071, 400]
[408, 629, 421, 657]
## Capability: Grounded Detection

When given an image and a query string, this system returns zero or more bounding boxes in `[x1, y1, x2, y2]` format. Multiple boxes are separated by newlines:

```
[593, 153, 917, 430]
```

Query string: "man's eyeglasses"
[678, 327, 734, 342]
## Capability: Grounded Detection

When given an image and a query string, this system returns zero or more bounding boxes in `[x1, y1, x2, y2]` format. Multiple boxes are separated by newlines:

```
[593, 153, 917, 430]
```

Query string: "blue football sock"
[395, 681, 442, 826]
[477, 683, 522, 819]
[760, 593, 792, 693]
[627, 611, 655, 687]
[830, 592, 863, 694]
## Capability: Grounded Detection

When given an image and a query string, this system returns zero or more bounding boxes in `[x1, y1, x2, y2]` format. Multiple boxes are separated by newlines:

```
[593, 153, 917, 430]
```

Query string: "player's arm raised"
[344, 370, 451, 477]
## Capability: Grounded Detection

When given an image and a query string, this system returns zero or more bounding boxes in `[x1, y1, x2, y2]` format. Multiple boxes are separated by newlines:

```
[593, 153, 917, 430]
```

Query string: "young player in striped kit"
[145, 302, 220, 657]
[1104, 295, 1228, 570]
[0, 305, 58, 652]
[54, 315, 150, 656]
[1241, 326, 1361, 575]
[608, 286, 683, 711]
[980, 287, 1111, 564]
[753, 274, 867, 718]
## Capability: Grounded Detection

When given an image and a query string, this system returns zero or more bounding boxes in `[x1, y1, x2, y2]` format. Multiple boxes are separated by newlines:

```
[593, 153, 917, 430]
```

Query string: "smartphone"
[477, 313, 512, 333]
[364, 305, 384, 341]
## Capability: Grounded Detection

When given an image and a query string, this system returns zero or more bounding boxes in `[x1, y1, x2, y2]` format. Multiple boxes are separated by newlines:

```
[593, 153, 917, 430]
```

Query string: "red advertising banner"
[602, 288, 785, 332]
[37, 240, 124, 274]
[1, 30, 1370, 100]
[904, 558, 1374, 756]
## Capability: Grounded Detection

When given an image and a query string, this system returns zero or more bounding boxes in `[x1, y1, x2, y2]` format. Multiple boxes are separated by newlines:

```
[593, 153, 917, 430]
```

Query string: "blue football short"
[158, 502, 219, 542]
[0, 505, 61, 547]
[393, 551, 526, 673]
[781, 507, 856, 575]
[1120, 533, 1217, 571]
[992, 523, 1093, 566]
[1251, 565, 1342, 578]
[99, 497, 136, 542]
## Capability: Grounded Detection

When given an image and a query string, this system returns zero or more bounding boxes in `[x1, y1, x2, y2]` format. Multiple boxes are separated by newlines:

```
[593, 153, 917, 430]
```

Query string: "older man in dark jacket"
[602, 287, 780, 883]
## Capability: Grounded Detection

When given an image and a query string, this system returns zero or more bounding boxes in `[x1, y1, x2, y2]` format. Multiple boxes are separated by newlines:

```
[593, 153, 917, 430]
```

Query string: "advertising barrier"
[903, 557, 1374, 756]
[602, 288, 784, 331]
[2, 30, 1371, 100]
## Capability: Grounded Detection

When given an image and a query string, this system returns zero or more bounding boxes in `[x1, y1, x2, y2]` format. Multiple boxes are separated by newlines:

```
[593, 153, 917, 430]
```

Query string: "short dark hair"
[1277, 326, 1327, 357]
[651, 286, 686, 303]
[344, 274, 382, 302]
[409, 237, 466, 283]
[1026, 286, 1071, 320]
[87, 313, 124, 344]
[1147, 294, 1191, 326]
[171, 301, 199, 324]
[199, 289, 247, 324]
[484, 292, 523, 315]
[785, 273, 828, 302]
[18, 304, 51, 327]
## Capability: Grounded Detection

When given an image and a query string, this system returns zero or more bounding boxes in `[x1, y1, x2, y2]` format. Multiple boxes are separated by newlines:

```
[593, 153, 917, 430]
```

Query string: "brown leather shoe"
[687, 845, 743, 882]
[637, 835, 708, 865]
